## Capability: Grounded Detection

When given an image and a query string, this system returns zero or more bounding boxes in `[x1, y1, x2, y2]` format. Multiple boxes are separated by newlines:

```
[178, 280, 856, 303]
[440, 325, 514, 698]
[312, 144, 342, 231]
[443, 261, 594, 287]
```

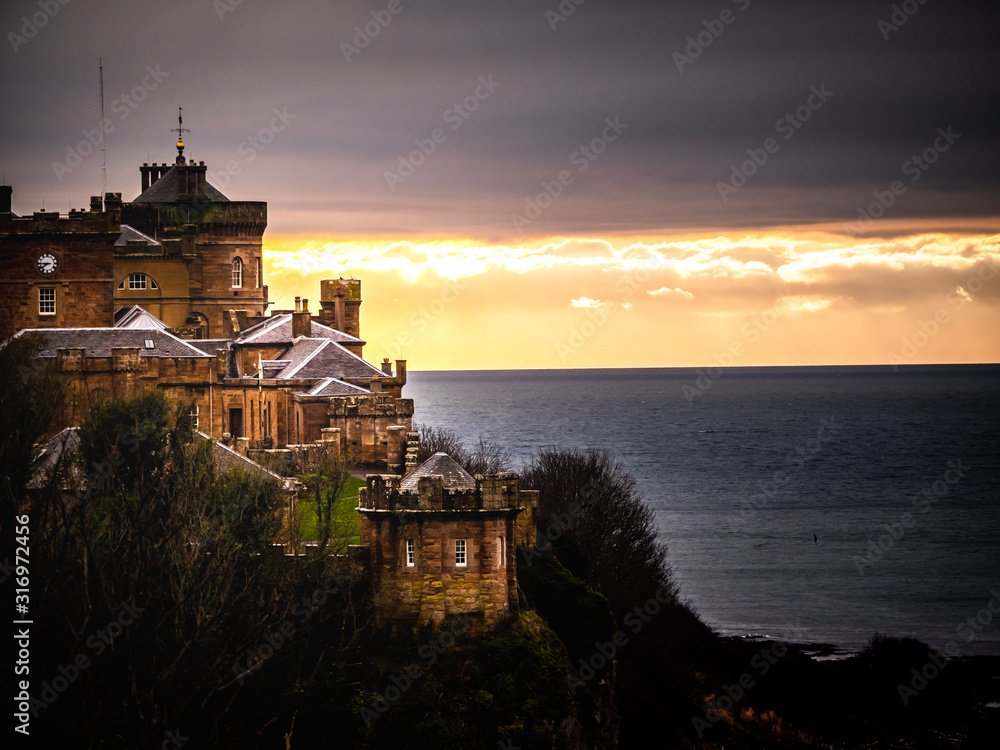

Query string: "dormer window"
[232, 257, 243, 288]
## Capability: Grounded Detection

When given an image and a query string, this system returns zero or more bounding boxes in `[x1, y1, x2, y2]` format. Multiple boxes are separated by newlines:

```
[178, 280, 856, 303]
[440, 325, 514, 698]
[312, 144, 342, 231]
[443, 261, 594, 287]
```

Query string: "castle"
[3, 123, 535, 628]
[1, 132, 414, 471]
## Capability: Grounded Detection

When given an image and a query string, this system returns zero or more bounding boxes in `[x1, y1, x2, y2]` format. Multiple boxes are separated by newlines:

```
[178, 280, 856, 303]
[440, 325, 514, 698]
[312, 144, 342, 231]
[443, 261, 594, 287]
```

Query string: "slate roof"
[28, 427, 293, 493]
[276, 338, 385, 380]
[400, 452, 476, 492]
[132, 166, 229, 203]
[195, 431, 294, 491]
[300, 377, 371, 397]
[236, 315, 365, 346]
[115, 224, 161, 247]
[28, 427, 80, 489]
[114, 305, 169, 330]
[15, 327, 210, 359]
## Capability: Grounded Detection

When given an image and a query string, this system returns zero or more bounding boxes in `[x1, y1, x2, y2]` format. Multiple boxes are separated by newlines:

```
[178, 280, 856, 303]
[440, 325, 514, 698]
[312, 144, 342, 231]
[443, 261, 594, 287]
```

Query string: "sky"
[2, 0, 999, 370]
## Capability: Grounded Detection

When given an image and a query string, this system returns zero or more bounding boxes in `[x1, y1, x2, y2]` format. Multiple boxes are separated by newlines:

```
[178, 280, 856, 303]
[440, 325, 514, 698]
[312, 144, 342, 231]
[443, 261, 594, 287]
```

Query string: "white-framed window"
[232, 257, 243, 288]
[406, 539, 415, 567]
[189, 403, 199, 429]
[455, 538, 467, 567]
[39, 287, 55, 315]
[496, 536, 505, 568]
[119, 273, 157, 290]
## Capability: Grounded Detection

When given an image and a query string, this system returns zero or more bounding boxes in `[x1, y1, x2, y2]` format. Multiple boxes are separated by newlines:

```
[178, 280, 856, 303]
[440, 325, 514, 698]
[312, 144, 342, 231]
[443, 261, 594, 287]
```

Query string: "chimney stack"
[381, 358, 393, 375]
[292, 297, 311, 338]
[0, 185, 11, 214]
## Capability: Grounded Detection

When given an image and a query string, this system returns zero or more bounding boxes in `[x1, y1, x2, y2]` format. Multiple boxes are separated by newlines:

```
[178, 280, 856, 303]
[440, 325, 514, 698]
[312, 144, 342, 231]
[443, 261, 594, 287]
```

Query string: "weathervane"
[171, 107, 190, 164]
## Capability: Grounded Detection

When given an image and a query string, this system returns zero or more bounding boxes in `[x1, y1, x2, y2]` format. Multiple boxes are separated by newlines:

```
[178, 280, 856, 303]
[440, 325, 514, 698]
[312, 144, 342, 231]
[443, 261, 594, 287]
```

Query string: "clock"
[36, 253, 58, 275]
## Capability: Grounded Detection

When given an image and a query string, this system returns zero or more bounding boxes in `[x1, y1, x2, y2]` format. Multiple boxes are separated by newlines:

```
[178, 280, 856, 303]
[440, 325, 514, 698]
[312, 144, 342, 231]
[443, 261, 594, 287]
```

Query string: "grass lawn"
[297, 476, 365, 548]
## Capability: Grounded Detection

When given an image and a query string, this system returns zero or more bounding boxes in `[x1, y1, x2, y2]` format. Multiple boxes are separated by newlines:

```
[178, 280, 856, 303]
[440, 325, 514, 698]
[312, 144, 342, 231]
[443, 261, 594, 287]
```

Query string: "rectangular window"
[406, 539, 415, 567]
[189, 403, 199, 429]
[455, 539, 467, 567]
[256, 257, 261, 289]
[496, 536, 505, 568]
[128, 273, 146, 290]
[39, 287, 55, 315]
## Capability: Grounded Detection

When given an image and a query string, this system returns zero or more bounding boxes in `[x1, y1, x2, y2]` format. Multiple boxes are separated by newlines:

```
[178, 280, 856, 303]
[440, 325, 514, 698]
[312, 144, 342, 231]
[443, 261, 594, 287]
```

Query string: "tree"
[22, 389, 365, 748]
[0, 328, 67, 526]
[416, 424, 512, 475]
[294, 444, 352, 545]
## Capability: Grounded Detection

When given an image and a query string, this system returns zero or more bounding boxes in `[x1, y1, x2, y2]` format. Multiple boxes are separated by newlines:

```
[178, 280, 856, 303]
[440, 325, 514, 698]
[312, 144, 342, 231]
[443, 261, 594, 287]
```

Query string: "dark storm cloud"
[1, 0, 998, 238]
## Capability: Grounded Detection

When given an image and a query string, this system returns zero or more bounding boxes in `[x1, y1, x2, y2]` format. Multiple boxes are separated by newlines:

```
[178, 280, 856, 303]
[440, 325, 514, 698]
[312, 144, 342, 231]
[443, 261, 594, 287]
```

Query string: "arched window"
[232, 257, 243, 288]
[117, 272, 158, 290]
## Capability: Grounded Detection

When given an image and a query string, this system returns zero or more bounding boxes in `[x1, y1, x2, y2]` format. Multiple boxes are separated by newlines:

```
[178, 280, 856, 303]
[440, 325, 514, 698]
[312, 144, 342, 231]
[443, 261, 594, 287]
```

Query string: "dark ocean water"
[404, 365, 1000, 657]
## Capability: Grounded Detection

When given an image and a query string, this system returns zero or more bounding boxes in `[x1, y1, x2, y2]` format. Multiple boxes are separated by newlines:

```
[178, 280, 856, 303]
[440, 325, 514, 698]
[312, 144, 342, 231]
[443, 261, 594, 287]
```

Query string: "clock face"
[36, 253, 58, 275]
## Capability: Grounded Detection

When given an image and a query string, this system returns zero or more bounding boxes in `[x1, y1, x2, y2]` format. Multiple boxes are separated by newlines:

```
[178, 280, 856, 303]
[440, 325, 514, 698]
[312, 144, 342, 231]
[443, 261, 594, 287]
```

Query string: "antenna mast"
[99, 58, 107, 207]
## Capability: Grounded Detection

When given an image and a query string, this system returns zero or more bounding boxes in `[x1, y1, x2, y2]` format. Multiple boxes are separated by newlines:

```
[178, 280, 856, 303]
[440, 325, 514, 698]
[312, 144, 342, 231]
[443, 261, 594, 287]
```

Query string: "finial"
[171, 107, 190, 165]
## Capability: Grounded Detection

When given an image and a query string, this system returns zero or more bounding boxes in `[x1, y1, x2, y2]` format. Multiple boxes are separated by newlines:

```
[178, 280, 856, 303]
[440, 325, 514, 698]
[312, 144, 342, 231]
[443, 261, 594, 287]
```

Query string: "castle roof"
[113, 305, 169, 330]
[14, 327, 210, 359]
[115, 224, 161, 248]
[132, 165, 229, 203]
[274, 338, 385, 380]
[400, 452, 476, 492]
[235, 314, 365, 346]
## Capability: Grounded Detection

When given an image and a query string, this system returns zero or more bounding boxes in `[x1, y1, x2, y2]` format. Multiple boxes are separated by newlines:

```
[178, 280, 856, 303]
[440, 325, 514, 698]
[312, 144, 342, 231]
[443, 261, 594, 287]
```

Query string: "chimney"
[381, 358, 393, 375]
[292, 297, 311, 338]
[0, 185, 11, 213]
[90, 195, 102, 212]
[294, 296, 301, 313]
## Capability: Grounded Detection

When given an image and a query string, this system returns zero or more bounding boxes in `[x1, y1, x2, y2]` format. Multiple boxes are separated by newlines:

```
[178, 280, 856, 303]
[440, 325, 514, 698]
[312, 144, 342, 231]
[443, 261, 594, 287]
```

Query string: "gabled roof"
[236, 314, 365, 346]
[300, 377, 371, 397]
[115, 224, 161, 247]
[132, 166, 229, 203]
[195, 431, 294, 491]
[275, 338, 385, 380]
[400, 452, 476, 492]
[114, 305, 168, 330]
[15, 327, 210, 359]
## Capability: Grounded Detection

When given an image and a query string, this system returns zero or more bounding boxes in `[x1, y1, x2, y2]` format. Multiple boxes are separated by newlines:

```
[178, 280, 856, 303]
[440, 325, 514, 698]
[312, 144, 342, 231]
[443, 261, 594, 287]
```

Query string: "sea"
[404, 365, 1000, 658]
